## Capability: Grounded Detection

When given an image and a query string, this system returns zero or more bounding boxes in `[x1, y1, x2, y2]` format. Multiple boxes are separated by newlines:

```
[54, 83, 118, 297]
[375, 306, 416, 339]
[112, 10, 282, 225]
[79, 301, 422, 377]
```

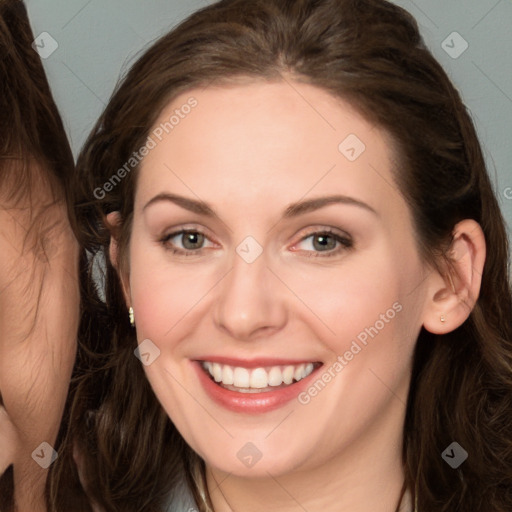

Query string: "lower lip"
[192, 361, 322, 414]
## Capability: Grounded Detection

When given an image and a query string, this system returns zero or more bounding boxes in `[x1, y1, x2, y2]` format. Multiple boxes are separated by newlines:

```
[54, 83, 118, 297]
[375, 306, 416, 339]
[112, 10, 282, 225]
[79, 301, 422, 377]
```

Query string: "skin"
[0, 164, 79, 511]
[109, 81, 486, 512]
[0, 405, 17, 475]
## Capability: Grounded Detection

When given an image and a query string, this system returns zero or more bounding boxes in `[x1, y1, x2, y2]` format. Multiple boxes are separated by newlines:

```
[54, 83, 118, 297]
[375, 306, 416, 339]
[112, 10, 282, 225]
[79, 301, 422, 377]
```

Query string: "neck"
[206, 396, 410, 512]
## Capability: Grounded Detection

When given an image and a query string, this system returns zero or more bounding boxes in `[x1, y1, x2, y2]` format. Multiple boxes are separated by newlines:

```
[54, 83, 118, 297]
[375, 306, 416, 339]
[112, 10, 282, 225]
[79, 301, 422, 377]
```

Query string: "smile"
[201, 361, 317, 393]
[193, 358, 323, 413]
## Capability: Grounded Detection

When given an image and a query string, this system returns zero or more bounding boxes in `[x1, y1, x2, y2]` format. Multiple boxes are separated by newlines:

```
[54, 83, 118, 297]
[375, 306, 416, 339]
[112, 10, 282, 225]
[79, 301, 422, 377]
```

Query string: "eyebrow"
[142, 192, 378, 218]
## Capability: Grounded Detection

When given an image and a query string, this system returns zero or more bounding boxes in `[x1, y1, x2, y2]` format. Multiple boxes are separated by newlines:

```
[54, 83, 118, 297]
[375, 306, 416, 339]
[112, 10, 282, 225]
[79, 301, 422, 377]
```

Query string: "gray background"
[24, 0, 512, 258]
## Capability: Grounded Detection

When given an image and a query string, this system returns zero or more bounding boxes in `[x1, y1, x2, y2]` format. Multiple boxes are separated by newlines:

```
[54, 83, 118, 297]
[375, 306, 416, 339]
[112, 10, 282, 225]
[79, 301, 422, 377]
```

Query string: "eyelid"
[159, 224, 353, 257]
[295, 225, 351, 240]
[288, 226, 352, 254]
[159, 225, 218, 251]
[160, 224, 216, 241]
[159, 224, 350, 242]
[290, 225, 352, 245]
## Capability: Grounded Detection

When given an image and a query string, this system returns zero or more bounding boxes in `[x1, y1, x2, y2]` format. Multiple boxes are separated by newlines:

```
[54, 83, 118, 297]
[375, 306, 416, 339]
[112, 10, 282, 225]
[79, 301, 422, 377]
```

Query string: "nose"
[213, 245, 288, 341]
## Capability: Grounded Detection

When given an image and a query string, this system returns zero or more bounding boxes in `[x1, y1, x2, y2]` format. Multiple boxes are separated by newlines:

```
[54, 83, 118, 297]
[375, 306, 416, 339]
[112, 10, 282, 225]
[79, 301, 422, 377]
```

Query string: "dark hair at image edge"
[51, 0, 512, 510]
[0, 0, 74, 227]
[0, 0, 75, 509]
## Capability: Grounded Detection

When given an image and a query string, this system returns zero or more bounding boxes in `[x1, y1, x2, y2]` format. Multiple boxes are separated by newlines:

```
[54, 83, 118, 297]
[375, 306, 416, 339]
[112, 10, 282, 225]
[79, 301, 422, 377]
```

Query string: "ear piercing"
[440, 314, 446, 323]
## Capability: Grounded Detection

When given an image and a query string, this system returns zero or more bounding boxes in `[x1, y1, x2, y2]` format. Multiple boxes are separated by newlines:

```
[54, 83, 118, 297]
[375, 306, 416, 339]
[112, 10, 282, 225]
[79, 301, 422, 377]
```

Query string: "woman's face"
[0, 168, 79, 506]
[121, 81, 434, 477]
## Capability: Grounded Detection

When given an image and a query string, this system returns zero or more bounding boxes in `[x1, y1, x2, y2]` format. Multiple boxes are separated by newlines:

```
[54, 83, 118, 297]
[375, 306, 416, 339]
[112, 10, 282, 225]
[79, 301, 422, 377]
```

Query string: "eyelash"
[158, 227, 353, 258]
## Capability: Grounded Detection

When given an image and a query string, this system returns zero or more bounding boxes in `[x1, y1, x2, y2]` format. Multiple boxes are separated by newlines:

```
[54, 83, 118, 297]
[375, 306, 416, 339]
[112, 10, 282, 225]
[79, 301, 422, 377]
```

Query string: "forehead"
[135, 81, 403, 219]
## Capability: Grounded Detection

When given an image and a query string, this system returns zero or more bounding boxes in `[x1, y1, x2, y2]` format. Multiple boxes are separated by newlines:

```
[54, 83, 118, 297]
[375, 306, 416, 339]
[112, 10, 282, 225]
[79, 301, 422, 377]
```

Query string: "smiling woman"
[0, 0, 79, 510]
[56, 0, 512, 511]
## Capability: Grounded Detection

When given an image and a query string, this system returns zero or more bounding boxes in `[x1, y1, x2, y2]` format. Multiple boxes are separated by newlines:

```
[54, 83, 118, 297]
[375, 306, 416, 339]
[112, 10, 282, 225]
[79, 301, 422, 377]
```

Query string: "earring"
[440, 314, 446, 323]
[129, 306, 135, 327]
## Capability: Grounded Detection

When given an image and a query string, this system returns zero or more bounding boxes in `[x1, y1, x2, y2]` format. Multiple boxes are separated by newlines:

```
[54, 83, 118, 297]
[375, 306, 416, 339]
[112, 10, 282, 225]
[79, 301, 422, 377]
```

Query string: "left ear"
[422, 219, 486, 335]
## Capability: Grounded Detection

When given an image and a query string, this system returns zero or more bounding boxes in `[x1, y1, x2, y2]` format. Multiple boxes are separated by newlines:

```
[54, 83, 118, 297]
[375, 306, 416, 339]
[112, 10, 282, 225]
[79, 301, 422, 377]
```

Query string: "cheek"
[279, 251, 404, 350]
[129, 252, 218, 343]
[129, 241, 407, 350]
[0, 265, 78, 444]
[0, 326, 75, 444]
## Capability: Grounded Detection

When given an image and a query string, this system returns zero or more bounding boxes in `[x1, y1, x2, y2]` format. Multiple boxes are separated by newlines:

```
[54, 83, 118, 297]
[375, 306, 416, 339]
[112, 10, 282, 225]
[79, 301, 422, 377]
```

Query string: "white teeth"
[294, 364, 305, 381]
[250, 368, 268, 389]
[233, 367, 250, 388]
[212, 363, 223, 382]
[282, 365, 294, 385]
[201, 361, 316, 390]
[268, 366, 283, 386]
[222, 365, 234, 385]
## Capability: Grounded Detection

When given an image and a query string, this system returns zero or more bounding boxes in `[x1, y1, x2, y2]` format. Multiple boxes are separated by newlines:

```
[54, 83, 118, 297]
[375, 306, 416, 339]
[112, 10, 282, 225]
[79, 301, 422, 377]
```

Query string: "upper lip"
[195, 356, 322, 368]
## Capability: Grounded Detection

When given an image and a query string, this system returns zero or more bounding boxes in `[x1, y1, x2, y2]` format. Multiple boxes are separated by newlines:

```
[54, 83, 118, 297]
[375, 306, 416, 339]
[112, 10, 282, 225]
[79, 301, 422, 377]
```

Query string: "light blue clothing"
[165, 483, 199, 512]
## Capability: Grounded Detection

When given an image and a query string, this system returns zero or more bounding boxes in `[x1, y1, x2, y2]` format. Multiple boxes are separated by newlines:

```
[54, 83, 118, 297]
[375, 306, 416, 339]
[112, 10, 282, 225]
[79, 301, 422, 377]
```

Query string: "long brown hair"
[53, 0, 512, 510]
[0, 0, 75, 509]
